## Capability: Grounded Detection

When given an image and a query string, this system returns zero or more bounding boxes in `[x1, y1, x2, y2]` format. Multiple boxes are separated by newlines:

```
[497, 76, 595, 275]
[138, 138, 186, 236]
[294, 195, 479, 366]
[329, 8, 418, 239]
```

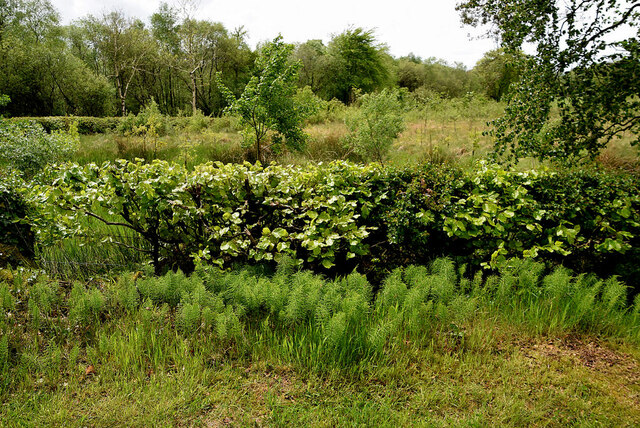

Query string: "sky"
[50, 0, 499, 68]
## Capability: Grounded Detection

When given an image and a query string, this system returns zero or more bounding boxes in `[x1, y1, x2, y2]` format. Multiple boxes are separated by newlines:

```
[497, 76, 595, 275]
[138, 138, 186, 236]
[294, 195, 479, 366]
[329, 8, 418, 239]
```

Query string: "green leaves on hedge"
[24, 160, 640, 278]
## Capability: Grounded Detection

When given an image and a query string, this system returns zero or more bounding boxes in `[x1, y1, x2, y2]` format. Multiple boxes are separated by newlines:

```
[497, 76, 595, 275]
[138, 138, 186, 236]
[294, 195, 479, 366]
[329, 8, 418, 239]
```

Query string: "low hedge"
[28, 160, 640, 288]
[8, 117, 123, 134]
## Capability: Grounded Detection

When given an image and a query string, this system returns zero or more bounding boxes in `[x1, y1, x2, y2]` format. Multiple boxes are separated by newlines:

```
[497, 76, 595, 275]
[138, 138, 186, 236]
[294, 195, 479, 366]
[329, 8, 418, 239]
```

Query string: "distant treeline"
[0, 0, 521, 117]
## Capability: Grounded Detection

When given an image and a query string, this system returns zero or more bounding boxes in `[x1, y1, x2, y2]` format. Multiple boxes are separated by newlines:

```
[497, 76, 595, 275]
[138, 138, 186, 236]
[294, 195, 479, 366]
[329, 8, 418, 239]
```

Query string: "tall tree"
[0, 0, 113, 116]
[457, 0, 640, 163]
[83, 11, 155, 116]
[325, 28, 391, 103]
[472, 48, 523, 101]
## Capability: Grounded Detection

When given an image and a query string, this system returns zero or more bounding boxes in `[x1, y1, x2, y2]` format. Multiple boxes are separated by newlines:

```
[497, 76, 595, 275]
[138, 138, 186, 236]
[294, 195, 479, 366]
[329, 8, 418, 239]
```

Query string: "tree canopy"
[457, 0, 640, 163]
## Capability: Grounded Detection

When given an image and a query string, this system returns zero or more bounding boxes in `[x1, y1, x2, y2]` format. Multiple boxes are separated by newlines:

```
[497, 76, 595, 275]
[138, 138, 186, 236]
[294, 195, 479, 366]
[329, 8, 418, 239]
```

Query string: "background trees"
[0, 0, 532, 118]
[457, 0, 640, 163]
[324, 28, 391, 103]
[0, 0, 113, 116]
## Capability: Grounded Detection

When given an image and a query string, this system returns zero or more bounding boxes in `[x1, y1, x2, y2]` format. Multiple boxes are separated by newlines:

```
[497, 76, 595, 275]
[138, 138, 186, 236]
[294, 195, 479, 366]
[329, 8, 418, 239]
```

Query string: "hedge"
[8, 117, 123, 134]
[0, 175, 34, 266]
[25, 160, 640, 288]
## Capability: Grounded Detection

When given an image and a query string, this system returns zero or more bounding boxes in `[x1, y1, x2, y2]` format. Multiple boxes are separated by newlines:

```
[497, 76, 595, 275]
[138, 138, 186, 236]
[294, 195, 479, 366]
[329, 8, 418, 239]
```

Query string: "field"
[2, 98, 640, 426]
[66, 101, 640, 173]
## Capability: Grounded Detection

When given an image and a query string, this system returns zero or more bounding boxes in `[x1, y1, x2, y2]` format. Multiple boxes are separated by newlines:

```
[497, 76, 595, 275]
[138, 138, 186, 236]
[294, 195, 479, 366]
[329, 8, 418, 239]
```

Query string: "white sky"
[51, 0, 499, 68]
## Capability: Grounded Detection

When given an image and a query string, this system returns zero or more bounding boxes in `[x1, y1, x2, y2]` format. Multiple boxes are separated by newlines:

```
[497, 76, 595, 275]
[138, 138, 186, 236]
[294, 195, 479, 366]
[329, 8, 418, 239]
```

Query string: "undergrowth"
[1, 257, 639, 397]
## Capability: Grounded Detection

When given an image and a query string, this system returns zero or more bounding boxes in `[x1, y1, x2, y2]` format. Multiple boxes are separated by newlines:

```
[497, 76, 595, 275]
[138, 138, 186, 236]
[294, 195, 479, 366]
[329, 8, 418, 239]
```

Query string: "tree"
[0, 0, 113, 116]
[220, 36, 308, 163]
[344, 88, 406, 164]
[293, 39, 327, 92]
[83, 11, 155, 116]
[472, 48, 523, 101]
[325, 28, 391, 103]
[457, 0, 640, 164]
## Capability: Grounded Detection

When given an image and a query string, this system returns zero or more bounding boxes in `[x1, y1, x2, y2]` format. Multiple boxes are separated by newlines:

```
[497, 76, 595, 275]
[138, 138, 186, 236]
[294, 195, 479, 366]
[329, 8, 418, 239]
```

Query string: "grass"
[2, 258, 640, 425]
[35, 207, 148, 281]
[69, 99, 639, 174]
[3, 334, 640, 426]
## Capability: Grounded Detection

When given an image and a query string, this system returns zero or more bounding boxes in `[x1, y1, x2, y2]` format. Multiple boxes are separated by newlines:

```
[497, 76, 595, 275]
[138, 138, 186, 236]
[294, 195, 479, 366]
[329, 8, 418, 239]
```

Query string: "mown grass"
[1, 258, 640, 425]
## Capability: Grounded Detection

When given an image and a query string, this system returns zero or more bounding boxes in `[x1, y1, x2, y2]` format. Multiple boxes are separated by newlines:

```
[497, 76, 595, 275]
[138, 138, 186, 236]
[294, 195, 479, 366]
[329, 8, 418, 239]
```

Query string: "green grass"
[2, 259, 640, 425]
[69, 99, 639, 173]
[35, 207, 147, 281]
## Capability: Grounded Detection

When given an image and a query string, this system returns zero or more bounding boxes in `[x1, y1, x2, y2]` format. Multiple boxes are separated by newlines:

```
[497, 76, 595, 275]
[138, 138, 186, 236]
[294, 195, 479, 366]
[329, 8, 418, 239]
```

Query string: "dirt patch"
[246, 364, 297, 403]
[524, 336, 640, 385]
[200, 365, 299, 427]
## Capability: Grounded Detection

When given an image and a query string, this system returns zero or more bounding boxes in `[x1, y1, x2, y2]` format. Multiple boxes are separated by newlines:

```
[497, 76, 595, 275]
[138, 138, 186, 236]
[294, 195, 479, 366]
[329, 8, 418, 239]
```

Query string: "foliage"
[344, 88, 406, 163]
[397, 56, 474, 98]
[220, 36, 309, 162]
[0, 1, 115, 117]
[457, 0, 640, 164]
[0, 173, 34, 266]
[0, 94, 9, 114]
[325, 28, 391, 103]
[28, 160, 640, 287]
[34, 160, 377, 274]
[118, 100, 169, 136]
[0, 119, 79, 177]
[8, 116, 123, 134]
[1, 258, 639, 397]
[471, 48, 523, 101]
[292, 86, 326, 124]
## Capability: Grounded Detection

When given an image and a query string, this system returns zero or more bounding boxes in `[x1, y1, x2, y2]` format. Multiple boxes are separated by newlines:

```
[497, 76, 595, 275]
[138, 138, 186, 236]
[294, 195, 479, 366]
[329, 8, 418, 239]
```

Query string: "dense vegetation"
[0, 0, 514, 119]
[1, 0, 640, 425]
[2, 259, 640, 424]
[1, 157, 639, 288]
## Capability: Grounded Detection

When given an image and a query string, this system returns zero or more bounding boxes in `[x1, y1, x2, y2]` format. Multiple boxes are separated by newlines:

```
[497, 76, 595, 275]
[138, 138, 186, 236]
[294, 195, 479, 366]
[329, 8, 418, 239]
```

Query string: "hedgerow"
[0, 174, 34, 266]
[24, 160, 640, 287]
[8, 117, 123, 134]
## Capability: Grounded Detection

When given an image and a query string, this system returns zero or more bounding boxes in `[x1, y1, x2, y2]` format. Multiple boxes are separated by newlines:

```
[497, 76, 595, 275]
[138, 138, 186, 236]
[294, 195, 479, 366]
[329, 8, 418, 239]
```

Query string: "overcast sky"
[50, 0, 499, 68]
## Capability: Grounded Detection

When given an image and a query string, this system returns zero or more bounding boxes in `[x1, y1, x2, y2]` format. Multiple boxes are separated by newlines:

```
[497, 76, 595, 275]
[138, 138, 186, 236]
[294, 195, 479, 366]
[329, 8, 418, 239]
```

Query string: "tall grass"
[36, 207, 147, 281]
[1, 257, 639, 395]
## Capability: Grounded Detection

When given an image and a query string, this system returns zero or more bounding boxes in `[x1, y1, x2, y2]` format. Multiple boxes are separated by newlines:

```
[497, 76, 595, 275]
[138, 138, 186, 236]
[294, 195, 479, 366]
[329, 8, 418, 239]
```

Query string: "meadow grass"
[70, 99, 639, 173]
[1, 258, 640, 426]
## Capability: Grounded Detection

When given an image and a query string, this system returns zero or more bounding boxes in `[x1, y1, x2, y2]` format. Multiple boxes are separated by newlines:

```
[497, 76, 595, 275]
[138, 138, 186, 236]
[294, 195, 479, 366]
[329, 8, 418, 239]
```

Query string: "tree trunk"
[191, 71, 197, 115]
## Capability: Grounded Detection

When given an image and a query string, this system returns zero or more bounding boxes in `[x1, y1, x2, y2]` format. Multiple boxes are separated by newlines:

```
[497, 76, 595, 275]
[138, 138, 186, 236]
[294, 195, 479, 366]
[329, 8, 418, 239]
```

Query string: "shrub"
[8, 117, 122, 134]
[117, 100, 170, 137]
[0, 120, 79, 177]
[29, 160, 640, 288]
[344, 88, 406, 164]
[0, 174, 34, 266]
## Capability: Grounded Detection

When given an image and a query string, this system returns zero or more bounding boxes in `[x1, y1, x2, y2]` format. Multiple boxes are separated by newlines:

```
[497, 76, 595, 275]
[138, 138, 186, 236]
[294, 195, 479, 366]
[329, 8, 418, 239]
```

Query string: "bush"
[344, 89, 406, 163]
[8, 117, 122, 134]
[0, 174, 34, 266]
[117, 100, 170, 137]
[0, 120, 79, 177]
[31, 160, 640, 289]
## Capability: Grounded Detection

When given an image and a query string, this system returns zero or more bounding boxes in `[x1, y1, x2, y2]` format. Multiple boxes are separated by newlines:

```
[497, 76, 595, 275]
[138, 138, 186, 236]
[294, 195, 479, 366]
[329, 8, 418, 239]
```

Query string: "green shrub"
[0, 120, 79, 177]
[29, 160, 640, 288]
[68, 282, 105, 326]
[117, 100, 170, 137]
[0, 174, 34, 266]
[8, 117, 122, 134]
[344, 88, 406, 164]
